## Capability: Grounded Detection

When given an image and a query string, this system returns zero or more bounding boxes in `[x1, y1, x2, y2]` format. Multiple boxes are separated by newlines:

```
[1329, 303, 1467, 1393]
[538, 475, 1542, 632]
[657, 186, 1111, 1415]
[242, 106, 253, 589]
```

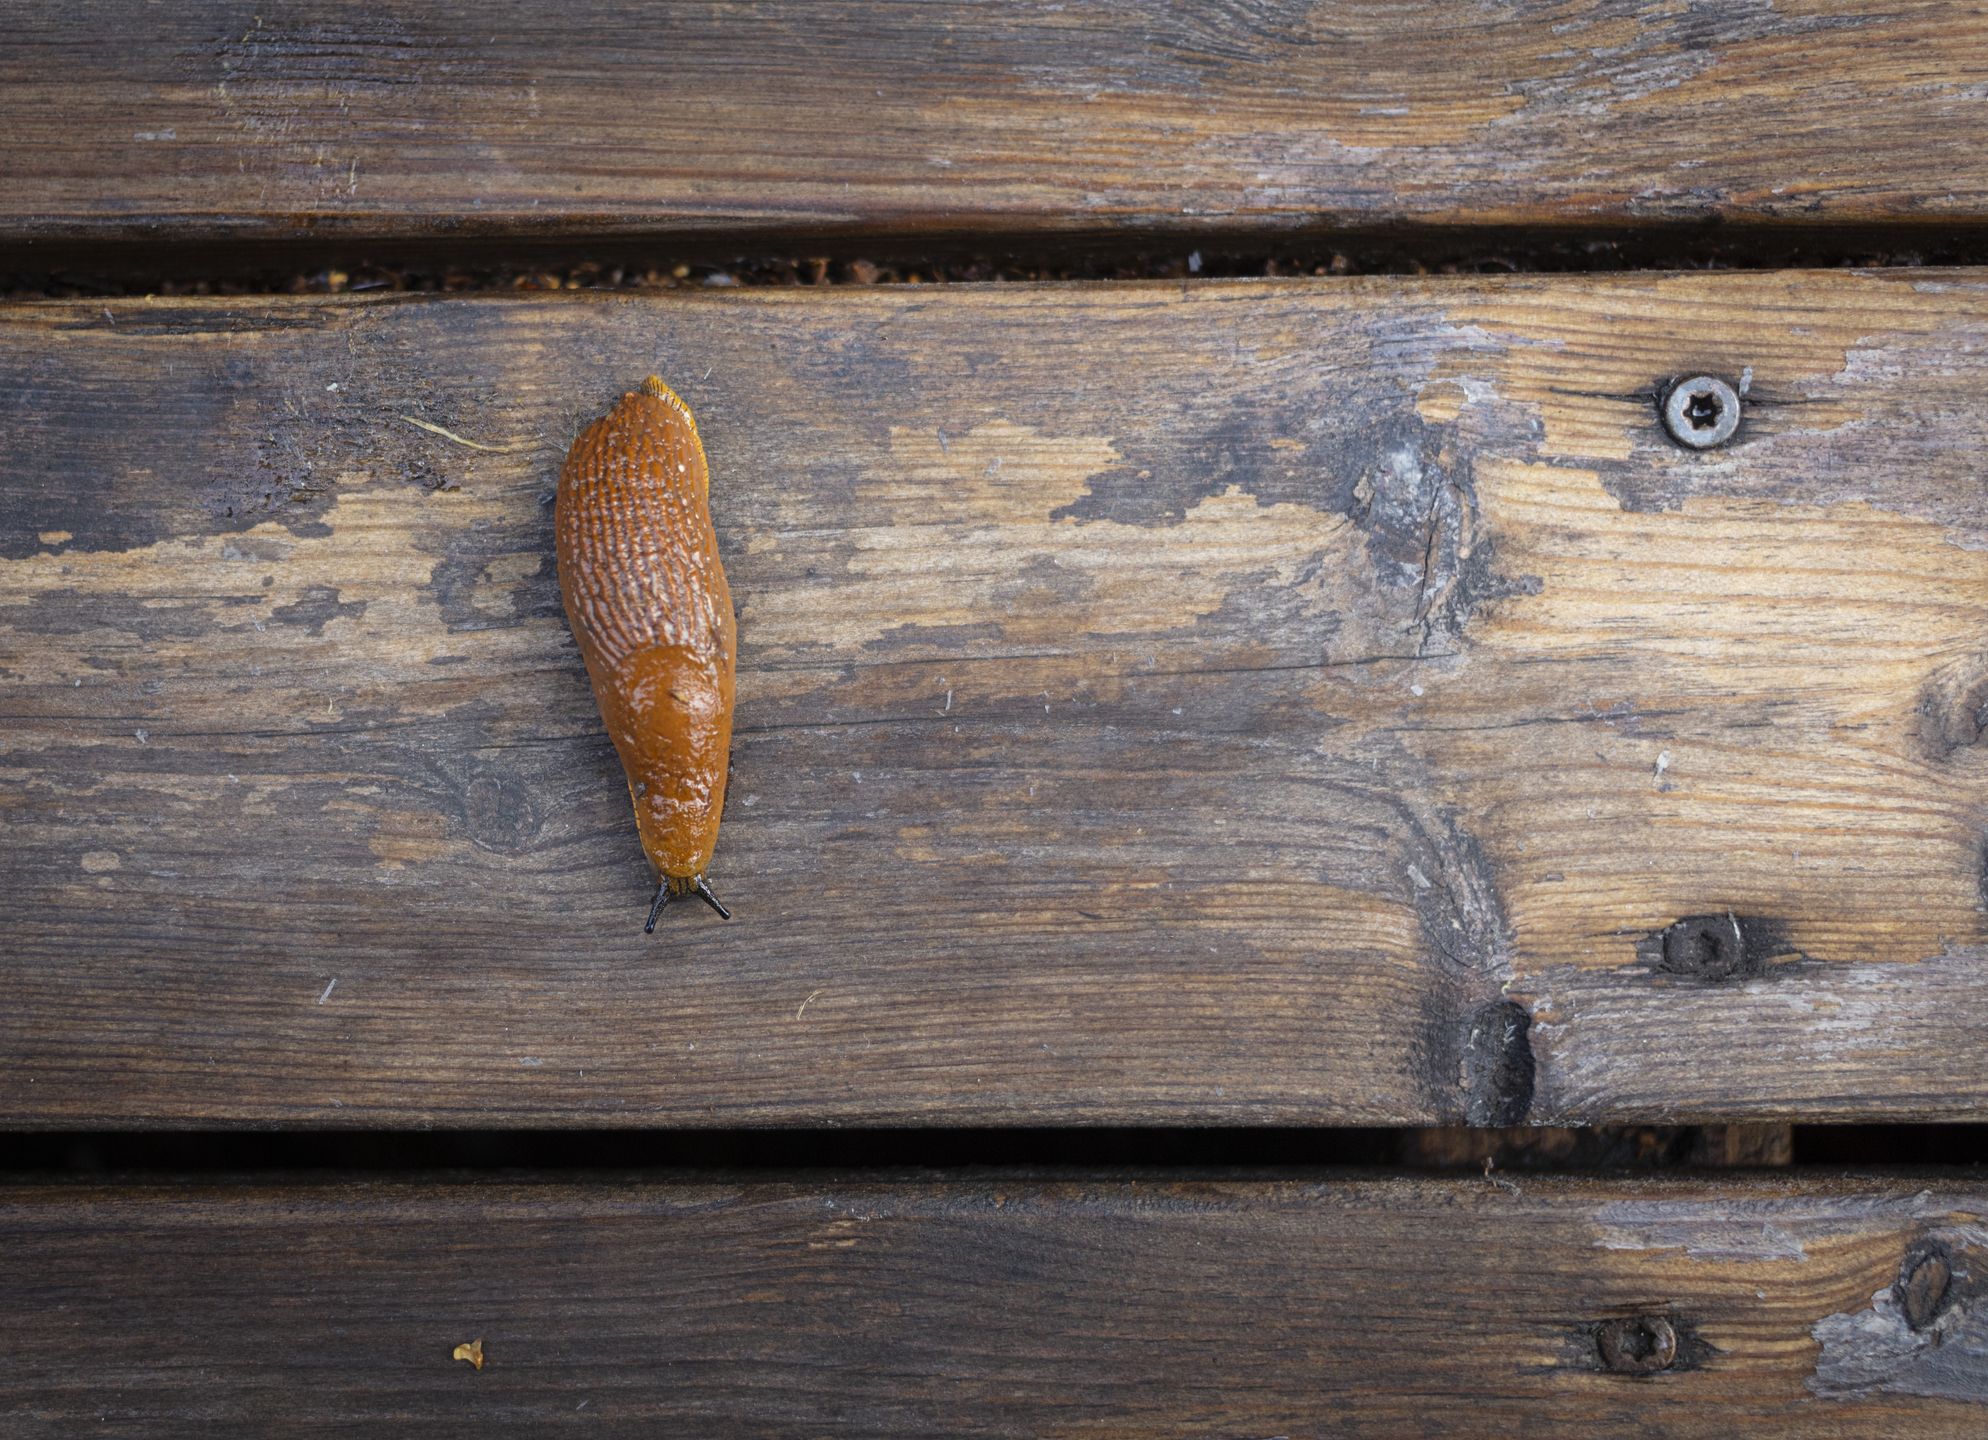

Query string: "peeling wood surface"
[1812, 1220, 1988, 1406]
[8, 1, 1988, 245]
[2, 1174, 1985, 1436]
[3, 272, 1988, 1127]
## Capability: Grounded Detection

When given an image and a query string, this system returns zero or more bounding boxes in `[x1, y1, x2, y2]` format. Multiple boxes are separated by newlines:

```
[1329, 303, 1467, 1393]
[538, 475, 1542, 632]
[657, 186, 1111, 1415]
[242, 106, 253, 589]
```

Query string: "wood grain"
[3, 271, 1986, 1126]
[3, 1174, 1985, 1436]
[7, 2, 1988, 246]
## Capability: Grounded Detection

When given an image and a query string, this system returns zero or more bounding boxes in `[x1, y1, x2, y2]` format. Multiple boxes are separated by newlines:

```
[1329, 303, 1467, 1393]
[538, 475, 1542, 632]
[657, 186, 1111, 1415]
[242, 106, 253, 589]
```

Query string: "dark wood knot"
[1898, 1246, 1956, 1331]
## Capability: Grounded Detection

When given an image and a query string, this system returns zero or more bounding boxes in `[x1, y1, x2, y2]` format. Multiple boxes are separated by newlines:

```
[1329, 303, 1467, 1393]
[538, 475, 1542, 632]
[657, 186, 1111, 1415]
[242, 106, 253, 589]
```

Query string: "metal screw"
[1597, 1316, 1679, 1375]
[1660, 915, 1749, 981]
[1661, 375, 1741, 449]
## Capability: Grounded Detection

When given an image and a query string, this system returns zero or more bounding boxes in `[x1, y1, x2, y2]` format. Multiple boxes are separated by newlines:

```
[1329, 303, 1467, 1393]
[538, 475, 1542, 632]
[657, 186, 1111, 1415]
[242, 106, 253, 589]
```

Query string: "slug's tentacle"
[644, 881, 671, 934]
[693, 876, 732, 920]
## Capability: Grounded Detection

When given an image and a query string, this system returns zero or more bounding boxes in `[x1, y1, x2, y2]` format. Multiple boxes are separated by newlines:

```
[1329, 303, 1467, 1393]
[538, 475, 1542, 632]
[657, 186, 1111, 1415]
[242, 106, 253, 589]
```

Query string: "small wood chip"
[452, 1338, 484, 1370]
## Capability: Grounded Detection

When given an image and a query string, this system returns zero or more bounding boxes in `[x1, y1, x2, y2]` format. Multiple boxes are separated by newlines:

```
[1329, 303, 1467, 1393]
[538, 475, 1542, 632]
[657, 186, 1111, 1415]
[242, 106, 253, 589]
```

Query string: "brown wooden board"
[8, 2, 1988, 247]
[3, 1174, 1985, 1435]
[3, 271, 1987, 1127]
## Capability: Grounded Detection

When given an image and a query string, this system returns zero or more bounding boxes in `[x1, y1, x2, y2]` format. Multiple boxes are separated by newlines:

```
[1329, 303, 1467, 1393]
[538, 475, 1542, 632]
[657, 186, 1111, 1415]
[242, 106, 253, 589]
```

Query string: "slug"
[557, 376, 736, 930]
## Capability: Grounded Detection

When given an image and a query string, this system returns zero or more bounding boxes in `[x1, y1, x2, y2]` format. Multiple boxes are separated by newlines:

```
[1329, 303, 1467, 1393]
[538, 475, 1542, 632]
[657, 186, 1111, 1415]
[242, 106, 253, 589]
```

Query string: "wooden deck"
[5, 1174, 1984, 1436]
[5, 2, 1988, 246]
[4, 4, 1987, 1431]
[5, 274, 1985, 1126]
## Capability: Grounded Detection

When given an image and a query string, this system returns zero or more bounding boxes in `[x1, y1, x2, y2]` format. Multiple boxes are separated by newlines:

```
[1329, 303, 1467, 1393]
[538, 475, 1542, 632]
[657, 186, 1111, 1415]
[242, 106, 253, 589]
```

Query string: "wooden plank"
[7, 2, 1988, 247]
[3, 1174, 1984, 1435]
[3, 271, 1987, 1127]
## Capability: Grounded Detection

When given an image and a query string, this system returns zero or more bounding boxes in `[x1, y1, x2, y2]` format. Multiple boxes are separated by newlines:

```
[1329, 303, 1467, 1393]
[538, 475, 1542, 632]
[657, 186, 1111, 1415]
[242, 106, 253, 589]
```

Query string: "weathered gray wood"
[7, 2, 1988, 246]
[3, 1174, 1984, 1436]
[2, 273, 1986, 1126]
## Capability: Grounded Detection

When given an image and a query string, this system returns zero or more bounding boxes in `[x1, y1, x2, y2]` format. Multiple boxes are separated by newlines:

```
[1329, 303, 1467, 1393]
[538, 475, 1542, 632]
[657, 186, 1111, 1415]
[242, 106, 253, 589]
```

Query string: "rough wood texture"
[3, 1175, 1985, 1436]
[7, 1, 1988, 245]
[4, 271, 1987, 1126]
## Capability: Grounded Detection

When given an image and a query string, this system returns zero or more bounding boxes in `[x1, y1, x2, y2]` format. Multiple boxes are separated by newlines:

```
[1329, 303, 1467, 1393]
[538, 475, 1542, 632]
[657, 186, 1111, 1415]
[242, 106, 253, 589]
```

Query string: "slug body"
[557, 377, 736, 926]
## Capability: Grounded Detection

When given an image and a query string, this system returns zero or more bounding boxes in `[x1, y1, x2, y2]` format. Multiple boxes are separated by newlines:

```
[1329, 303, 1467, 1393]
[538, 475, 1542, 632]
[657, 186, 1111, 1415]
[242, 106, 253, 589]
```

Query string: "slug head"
[610, 641, 735, 882]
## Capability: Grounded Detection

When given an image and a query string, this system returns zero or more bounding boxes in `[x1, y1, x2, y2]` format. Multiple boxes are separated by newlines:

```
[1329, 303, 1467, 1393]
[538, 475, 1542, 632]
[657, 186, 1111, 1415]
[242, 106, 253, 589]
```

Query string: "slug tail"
[641, 375, 690, 411]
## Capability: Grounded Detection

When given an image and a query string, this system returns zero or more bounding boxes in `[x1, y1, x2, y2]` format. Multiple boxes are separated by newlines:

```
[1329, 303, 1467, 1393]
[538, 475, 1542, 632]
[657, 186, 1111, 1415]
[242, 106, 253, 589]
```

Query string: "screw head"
[1660, 915, 1750, 981]
[1597, 1316, 1679, 1375]
[1662, 375, 1741, 449]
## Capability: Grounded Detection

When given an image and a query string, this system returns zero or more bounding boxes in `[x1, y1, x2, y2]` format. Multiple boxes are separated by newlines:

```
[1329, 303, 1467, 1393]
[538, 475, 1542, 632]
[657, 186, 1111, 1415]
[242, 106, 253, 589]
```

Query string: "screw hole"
[1683, 389, 1723, 430]
[1683, 929, 1724, 970]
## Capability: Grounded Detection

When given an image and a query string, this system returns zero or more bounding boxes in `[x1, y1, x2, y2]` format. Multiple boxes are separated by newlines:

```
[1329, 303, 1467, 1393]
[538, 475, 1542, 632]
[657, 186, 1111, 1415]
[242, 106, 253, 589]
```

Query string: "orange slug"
[557, 376, 736, 930]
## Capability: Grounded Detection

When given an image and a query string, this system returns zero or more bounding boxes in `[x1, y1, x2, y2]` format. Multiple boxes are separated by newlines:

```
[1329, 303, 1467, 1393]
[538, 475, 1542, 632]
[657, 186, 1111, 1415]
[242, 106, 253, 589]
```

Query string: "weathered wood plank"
[3, 272, 1986, 1126]
[3, 1174, 1984, 1436]
[7, 2, 1988, 246]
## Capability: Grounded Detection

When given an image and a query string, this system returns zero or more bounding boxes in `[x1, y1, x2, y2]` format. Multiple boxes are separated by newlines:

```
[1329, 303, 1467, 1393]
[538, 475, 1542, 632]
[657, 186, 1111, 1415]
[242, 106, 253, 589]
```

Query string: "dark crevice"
[15, 222, 1988, 297]
[2, 1125, 1983, 1177]
[1794, 1125, 1988, 1166]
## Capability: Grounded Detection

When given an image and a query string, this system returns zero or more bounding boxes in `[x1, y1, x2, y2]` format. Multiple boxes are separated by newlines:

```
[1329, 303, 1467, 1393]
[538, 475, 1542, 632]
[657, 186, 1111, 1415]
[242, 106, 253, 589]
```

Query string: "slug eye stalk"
[693, 876, 732, 919]
[643, 875, 732, 932]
